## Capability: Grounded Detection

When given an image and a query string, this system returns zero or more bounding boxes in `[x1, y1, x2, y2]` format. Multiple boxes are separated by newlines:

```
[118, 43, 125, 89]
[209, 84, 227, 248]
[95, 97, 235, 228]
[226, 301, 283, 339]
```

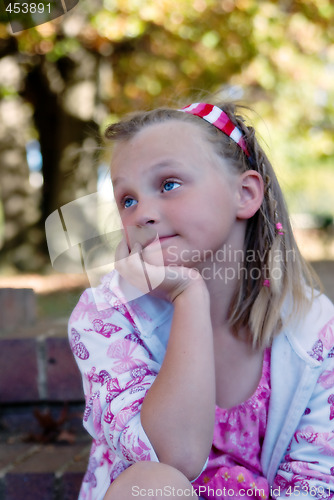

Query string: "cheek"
[189, 204, 236, 246]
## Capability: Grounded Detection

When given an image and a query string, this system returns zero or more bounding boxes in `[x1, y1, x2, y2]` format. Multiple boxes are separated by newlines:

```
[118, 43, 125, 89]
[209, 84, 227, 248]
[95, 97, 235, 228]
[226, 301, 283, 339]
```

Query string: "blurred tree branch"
[0, 0, 333, 271]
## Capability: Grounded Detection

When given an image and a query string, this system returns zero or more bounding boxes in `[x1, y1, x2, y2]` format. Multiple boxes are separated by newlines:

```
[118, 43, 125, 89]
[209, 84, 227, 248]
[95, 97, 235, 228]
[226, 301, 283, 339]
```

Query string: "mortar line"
[36, 337, 48, 400]
[0, 445, 41, 478]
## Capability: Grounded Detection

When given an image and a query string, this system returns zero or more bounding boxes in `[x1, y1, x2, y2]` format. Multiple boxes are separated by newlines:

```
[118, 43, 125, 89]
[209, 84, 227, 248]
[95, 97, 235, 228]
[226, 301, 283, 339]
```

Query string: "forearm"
[140, 279, 216, 479]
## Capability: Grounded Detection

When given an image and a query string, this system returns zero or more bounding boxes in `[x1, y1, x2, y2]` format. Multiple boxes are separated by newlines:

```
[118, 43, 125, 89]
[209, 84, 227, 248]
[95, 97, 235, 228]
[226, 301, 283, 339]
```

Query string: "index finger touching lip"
[125, 225, 159, 250]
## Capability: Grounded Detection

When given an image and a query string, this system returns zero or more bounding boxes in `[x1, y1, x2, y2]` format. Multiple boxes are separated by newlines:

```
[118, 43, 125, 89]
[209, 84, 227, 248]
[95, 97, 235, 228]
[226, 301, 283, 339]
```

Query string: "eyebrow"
[112, 159, 182, 188]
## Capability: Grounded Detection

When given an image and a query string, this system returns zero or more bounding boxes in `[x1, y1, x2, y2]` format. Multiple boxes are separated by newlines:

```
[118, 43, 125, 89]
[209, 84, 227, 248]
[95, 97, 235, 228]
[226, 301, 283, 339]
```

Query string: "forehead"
[110, 119, 215, 178]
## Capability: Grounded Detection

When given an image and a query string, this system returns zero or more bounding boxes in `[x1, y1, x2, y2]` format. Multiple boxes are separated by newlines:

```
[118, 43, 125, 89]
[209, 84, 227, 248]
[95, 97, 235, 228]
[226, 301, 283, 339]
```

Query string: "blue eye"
[163, 180, 181, 192]
[123, 198, 137, 208]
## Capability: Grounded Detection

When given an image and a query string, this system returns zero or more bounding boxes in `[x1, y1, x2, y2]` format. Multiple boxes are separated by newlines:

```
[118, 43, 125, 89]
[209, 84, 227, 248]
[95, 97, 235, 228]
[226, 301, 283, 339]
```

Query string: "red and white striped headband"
[179, 103, 251, 161]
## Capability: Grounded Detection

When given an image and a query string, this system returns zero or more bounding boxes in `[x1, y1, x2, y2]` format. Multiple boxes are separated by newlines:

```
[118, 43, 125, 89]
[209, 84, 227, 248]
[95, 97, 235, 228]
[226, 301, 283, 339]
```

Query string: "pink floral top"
[68, 271, 334, 500]
[193, 348, 271, 499]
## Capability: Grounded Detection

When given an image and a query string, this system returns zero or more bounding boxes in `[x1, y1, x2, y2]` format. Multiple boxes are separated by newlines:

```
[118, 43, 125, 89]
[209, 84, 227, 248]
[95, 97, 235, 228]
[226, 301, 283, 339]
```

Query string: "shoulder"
[69, 269, 173, 336]
[68, 271, 124, 327]
[281, 292, 334, 366]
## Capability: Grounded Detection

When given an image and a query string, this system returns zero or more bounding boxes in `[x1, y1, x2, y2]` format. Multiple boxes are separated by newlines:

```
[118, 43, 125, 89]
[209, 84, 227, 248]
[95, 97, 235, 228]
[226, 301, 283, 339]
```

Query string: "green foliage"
[0, 0, 333, 216]
[37, 290, 83, 318]
[0, 197, 4, 249]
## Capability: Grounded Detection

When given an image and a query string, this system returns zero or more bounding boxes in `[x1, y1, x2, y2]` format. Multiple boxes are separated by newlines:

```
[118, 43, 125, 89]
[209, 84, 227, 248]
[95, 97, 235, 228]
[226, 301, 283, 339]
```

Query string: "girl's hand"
[114, 236, 204, 303]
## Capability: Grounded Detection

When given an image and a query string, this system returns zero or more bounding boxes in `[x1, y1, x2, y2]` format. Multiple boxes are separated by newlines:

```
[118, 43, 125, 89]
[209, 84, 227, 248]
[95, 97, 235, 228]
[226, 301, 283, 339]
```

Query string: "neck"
[196, 232, 246, 332]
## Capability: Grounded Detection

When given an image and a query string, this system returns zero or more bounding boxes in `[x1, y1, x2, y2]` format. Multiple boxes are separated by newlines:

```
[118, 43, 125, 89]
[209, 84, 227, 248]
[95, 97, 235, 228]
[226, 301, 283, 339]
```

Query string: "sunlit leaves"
[0, 0, 333, 214]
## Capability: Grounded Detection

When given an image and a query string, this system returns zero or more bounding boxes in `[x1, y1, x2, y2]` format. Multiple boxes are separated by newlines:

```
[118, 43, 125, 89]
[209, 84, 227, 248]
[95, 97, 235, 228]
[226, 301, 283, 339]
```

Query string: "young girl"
[68, 101, 334, 500]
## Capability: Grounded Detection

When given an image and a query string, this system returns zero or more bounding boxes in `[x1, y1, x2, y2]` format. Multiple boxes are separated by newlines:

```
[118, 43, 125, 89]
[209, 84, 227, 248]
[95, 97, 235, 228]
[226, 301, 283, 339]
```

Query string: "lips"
[144, 234, 177, 247]
[159, 235, 177, 242]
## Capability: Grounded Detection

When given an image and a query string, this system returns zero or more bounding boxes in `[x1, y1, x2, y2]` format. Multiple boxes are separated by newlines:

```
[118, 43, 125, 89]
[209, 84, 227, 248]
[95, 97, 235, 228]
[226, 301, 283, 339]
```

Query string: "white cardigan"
[262, 290, 334, 498]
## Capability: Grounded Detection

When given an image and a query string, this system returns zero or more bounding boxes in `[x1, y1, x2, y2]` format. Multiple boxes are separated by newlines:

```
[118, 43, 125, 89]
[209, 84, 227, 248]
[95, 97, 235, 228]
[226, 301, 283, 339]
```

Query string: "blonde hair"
[105, 102, 321, 348]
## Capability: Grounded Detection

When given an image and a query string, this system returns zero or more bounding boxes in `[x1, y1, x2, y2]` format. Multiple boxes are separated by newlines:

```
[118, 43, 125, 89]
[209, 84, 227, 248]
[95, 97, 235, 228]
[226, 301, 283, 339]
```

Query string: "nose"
[134, 198, 160, 227]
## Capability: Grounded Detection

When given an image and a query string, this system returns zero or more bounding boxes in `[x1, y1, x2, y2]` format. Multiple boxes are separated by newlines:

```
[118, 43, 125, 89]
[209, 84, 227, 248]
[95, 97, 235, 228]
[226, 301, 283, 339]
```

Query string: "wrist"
[172, 274, 209, 305]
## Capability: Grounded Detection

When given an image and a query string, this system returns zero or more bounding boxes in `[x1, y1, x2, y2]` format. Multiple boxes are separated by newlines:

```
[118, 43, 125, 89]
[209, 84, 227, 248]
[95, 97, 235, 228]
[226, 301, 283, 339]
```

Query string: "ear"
[236, 170, 264, 220]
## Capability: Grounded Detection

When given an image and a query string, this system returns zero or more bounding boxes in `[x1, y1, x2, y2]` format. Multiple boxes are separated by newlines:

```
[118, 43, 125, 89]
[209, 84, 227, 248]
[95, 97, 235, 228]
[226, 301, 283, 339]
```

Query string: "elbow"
[178, 432, 212, 481]
[179, 456, 207, 482]
[159, 448, 208, 482]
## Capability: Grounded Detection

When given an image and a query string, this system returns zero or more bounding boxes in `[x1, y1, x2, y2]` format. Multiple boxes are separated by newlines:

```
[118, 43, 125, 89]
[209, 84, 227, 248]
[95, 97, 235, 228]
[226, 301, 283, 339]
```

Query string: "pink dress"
[193, 348, 271, 499]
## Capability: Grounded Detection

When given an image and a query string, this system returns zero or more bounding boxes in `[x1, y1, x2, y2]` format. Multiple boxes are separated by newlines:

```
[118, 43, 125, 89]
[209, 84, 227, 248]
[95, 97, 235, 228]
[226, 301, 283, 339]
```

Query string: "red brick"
[9, 443, 87, 474]
[63, 444, 90, 474]
[62, 472, 85, 500]
[0, 339, 39, 403]
[0, 318, 67, 340]
[46, 338, 84, 401]
[61, 446, 90, 500]
[4, 473, 54, 500]
[0, 439, 90, 499]
[0, 442, 34, 470]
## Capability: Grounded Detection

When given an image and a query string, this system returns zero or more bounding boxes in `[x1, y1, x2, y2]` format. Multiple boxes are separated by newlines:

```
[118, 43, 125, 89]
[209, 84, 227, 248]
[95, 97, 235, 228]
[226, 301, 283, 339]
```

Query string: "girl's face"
[111, 119, 245, 268]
